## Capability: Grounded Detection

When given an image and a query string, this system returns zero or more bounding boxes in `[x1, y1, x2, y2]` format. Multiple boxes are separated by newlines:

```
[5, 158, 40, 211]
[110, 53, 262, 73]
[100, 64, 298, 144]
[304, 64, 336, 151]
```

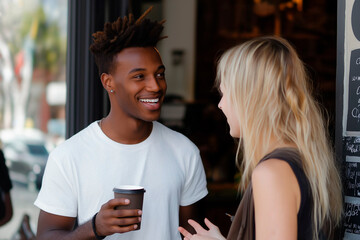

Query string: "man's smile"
[139, 98, 159, 103]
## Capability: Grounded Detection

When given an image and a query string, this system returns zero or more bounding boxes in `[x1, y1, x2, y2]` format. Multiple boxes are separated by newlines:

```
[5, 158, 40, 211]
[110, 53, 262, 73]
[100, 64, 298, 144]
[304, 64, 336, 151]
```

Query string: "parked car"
[1, 130, 49, 191]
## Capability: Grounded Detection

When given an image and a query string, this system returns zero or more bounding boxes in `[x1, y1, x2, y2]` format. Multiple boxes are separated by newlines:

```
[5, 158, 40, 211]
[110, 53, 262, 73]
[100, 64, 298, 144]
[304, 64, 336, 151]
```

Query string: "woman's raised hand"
[178, 218, 226, 240]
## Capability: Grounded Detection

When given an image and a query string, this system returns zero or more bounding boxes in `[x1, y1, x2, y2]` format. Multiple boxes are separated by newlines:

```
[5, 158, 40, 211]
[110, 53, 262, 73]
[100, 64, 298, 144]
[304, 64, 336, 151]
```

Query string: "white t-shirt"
[35, 121, 208, 239]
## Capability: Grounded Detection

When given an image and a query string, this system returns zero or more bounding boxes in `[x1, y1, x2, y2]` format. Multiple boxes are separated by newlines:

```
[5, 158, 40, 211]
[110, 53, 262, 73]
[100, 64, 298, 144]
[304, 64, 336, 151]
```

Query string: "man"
[34, 8, 208, 240]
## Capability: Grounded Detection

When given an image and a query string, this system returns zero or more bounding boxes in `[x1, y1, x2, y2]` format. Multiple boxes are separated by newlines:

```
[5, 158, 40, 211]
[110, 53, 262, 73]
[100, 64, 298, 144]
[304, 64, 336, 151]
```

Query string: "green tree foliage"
[10, 6, 66, 76]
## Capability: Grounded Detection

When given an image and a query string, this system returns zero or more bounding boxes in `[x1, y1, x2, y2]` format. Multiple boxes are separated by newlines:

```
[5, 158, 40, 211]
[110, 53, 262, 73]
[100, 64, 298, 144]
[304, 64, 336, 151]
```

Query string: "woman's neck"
[263, 137, 297, 157]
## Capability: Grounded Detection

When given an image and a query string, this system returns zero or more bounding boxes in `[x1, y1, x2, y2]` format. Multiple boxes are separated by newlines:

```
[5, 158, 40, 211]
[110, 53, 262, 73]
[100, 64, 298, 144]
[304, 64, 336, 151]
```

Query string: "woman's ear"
[100, 73, 114, 93]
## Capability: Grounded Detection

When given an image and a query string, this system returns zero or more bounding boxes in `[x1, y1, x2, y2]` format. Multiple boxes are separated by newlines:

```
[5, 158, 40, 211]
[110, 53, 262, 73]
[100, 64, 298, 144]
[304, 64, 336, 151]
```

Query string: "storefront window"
[0, 0, 67, 237]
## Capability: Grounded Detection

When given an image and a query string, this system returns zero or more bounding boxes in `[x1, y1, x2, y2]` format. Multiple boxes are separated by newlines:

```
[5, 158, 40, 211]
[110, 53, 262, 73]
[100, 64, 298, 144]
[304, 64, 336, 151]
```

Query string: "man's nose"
[147, 76, 162, 92]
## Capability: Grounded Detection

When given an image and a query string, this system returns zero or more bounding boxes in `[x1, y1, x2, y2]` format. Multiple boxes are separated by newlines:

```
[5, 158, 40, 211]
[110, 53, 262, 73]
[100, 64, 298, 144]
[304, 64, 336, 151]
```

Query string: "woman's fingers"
[204, 218, 218, 230]
[188, 219, 207, 233]
[178, 226, 192, 239]
[179, 218, 222, 240]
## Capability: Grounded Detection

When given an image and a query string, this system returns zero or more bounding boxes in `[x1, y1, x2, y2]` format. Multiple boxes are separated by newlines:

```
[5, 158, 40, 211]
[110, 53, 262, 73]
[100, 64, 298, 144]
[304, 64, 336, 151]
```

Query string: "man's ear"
[100, 73, 113, 93]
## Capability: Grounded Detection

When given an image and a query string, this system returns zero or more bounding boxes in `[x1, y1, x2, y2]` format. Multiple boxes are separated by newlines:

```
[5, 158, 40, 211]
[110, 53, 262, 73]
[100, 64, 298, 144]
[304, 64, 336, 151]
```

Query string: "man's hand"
[37, 198, 142, 239]
[95, 198, 142, 236]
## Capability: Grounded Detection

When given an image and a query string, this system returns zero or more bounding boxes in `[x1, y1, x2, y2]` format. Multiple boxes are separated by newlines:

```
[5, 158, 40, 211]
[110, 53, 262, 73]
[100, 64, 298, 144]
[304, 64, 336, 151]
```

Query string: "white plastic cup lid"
[113, 185, 145, 194]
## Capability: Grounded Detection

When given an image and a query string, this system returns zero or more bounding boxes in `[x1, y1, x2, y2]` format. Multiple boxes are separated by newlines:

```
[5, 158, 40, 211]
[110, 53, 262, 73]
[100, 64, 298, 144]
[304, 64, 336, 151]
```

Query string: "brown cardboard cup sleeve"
[113, 185, 146, 230]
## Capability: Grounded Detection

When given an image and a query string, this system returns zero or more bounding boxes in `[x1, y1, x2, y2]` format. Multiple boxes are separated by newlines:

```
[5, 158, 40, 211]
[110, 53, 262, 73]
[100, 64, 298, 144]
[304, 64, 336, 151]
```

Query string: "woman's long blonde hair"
[216, 36, 342, 239]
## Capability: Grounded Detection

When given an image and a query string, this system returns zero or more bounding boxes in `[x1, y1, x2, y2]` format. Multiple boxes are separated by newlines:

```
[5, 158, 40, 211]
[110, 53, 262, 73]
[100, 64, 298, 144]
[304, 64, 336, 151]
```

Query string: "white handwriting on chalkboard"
[346, 143, 360, 153]
[344, 221, 360, 234]
[350, 86, 360, 122]
[352, 108, 360, 121]
[345, 202, 360, 221]
[346, 162, 360, 196]
[349, 162, 358, 168]
[353, 76, 360, 81]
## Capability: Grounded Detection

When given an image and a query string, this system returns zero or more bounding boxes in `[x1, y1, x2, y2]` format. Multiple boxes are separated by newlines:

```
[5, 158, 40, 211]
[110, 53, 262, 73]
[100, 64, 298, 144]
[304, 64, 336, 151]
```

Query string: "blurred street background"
[0, 0, 67, 239]
[0, 178, 39, 239]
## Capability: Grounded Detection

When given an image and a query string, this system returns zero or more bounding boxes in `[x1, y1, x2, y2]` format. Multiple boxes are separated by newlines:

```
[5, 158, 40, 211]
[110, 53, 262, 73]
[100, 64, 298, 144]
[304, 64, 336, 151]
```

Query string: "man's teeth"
[140, 98, 159, 103]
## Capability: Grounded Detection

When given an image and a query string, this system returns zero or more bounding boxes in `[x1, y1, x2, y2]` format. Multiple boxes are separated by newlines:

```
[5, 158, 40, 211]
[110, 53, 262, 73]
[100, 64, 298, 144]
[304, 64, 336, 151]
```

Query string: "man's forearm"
[37, 220, 98, 240]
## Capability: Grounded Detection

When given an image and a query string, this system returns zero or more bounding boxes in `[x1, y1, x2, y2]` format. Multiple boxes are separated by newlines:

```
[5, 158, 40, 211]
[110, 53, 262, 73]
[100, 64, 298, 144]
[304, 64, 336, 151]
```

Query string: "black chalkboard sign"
[344, 200, 360, 235]
[344, 137, 360, 237]
[345, 161, 360, 197]
[346, 49, 360, 132]
[338, 0, 360, 239]
[344, 137, 360, 196]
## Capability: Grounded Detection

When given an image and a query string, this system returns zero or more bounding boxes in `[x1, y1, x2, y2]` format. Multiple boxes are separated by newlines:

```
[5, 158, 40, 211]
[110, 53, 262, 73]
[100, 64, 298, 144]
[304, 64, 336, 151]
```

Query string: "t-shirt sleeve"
[0, 149, 12, 192]
[180, 149, 208, 206]
[34, 153, 78, 217]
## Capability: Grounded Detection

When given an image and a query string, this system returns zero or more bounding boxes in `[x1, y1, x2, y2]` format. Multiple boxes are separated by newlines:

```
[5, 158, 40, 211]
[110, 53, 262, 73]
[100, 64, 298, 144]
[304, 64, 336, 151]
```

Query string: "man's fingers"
[112, 223, 139, 233]
[106, 198, 130, 208]
[113, 209, 142, 218]
[178, 226, 192, 238]
[112, 216, 141, 227]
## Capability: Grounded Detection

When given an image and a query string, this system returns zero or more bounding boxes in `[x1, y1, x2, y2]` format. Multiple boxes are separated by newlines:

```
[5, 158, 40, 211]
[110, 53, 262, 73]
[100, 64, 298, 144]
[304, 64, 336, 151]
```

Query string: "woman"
[179, 36, 342, 240]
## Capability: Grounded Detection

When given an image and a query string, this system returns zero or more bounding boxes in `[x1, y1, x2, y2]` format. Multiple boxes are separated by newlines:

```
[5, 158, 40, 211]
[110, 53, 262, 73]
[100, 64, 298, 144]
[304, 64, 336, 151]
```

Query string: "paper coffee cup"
[113, 185, 145, 230]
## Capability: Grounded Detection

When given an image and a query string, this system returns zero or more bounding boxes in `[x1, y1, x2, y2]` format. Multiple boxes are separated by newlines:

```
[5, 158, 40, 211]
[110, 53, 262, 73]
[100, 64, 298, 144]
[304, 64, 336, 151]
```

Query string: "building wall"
[158, 0, 197, 101]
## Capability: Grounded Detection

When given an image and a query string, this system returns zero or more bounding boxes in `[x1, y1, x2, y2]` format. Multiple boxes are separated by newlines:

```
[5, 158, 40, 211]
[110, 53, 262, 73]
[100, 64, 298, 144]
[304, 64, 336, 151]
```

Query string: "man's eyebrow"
[128, 65, 165, 74]
[128, 68, 146, 74]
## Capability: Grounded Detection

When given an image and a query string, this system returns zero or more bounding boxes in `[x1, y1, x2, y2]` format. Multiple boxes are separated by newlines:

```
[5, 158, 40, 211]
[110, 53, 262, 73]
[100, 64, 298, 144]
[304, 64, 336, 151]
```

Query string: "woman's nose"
[218, 100, 223, 109]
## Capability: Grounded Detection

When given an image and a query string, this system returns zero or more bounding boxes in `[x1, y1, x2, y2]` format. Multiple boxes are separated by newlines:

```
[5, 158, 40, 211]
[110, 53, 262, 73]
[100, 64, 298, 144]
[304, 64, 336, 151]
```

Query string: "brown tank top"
[226, 148, 313, 240]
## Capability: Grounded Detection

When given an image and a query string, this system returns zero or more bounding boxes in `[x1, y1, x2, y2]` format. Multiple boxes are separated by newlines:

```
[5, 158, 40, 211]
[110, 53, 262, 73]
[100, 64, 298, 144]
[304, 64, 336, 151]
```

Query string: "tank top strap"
[259, 147, 302, 166]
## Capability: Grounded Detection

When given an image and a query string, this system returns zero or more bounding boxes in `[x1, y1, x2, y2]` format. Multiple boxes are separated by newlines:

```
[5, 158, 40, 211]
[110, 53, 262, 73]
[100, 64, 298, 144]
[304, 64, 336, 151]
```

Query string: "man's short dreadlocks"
[90, 7, 166, 75]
